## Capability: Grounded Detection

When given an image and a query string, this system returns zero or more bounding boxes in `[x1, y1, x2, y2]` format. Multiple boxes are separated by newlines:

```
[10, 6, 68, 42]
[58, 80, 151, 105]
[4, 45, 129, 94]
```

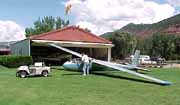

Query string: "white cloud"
[65, 0, 175, 35]
[0, 20, 25, 42]
[167, 0, 180, 7]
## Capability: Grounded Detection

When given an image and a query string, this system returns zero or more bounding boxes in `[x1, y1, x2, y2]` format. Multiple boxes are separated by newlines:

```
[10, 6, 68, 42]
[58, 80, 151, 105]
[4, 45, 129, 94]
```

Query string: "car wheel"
[19, 71, 27, 78]
[42, 71, 48, 77]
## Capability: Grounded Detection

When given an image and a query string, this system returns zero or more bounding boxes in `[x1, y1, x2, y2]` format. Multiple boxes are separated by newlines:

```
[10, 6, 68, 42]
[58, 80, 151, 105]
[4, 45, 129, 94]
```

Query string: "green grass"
[0, 67, 180, 105]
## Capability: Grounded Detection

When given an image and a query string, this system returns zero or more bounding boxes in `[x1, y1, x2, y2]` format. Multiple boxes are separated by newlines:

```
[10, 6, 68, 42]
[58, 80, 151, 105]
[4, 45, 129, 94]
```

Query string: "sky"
[0, 0, 180, 42]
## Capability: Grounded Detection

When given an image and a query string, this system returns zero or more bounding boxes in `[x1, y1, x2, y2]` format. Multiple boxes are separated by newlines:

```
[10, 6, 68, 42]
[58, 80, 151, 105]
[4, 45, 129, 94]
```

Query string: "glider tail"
[131, 50, 140, 66]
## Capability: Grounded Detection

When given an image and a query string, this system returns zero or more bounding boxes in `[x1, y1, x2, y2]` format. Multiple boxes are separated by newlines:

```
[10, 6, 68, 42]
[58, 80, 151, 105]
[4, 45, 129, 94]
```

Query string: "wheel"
[42, 71, 48, 77]
[19, 71, 27, 78]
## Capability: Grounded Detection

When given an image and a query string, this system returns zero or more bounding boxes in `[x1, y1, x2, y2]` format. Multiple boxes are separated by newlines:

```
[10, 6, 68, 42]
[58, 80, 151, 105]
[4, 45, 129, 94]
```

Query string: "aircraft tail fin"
[131, 50, 140, 66]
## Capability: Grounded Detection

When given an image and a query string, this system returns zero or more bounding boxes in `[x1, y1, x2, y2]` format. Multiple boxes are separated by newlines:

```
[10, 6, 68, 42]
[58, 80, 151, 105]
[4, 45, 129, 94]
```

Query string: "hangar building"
[11, 26, 114, 65]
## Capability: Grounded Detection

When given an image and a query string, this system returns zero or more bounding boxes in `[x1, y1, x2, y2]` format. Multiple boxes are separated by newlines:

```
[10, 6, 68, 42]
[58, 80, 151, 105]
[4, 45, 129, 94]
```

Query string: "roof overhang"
[32, 40, 114, 48]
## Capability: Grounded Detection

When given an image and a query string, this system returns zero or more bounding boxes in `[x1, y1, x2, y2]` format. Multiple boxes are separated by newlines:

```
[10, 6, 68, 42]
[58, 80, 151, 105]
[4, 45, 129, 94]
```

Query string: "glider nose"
[63, 62, 70, 69]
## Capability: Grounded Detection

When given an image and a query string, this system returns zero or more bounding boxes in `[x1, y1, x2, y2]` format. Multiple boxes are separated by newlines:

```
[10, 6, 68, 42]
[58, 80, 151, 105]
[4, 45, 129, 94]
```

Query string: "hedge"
[0, 55, 33, 68]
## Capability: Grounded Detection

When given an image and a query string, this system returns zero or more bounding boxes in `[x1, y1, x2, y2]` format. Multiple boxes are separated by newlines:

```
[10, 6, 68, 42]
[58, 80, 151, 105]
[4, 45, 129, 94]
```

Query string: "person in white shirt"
[81, 53, 90, 76]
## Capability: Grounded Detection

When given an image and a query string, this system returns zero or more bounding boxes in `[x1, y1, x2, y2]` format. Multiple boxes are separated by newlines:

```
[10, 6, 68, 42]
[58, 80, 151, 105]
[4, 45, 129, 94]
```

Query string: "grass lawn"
[0, 66, 180, 105]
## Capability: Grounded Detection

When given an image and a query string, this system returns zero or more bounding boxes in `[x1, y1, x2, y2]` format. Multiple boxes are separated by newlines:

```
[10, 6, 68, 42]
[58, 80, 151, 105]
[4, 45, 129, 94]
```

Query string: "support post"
[28, 40, 31, 56]
[108, 48, 111, 62]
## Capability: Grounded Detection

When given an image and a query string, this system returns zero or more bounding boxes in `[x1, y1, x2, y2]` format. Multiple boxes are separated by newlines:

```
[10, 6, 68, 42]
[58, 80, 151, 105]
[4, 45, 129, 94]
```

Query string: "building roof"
[30, 26, 112, 44]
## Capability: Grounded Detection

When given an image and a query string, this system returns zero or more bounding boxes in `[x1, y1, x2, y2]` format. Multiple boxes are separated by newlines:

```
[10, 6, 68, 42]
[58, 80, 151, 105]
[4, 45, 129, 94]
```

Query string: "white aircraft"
[62, 50, 149, 72]
[49, 43, 172, 85]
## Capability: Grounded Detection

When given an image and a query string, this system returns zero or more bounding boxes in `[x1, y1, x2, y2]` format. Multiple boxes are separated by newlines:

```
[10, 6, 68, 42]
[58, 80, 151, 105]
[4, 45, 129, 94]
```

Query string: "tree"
[140, 33, 178, 60]
[135, 33, 180, 60]
[173, 35, 180, 59]
[105, 32, 137, 60]
[25, 16, 69, 37]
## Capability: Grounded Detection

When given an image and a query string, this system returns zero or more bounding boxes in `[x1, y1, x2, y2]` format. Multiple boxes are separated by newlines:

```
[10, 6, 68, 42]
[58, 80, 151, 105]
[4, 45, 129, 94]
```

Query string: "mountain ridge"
[102, 13, 180, 38]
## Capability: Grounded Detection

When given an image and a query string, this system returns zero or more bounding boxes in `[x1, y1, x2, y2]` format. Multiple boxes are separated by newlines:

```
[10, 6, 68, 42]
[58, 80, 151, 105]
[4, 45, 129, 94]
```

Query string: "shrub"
[0, 55, 33, 68]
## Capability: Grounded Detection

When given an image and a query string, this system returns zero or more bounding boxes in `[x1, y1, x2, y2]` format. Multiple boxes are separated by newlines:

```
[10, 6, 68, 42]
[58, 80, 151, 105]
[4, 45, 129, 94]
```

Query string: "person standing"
[81, 53, 90, 76]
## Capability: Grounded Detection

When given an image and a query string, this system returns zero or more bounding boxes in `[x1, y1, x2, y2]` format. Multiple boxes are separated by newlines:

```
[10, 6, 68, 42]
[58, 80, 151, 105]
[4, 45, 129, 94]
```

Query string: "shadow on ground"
[62, 73, 82, 76]
[92, 71, 164, 86]
[59, 69, 166, 86]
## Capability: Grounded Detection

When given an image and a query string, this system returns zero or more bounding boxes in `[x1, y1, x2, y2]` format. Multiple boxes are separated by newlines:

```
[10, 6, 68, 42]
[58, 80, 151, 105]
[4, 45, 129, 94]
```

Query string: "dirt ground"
[163, 63, 180, 68]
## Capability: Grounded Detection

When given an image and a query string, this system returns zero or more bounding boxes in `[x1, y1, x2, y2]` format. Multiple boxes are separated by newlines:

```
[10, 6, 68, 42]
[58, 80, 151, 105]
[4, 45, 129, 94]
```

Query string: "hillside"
[102, 13, 180, 38]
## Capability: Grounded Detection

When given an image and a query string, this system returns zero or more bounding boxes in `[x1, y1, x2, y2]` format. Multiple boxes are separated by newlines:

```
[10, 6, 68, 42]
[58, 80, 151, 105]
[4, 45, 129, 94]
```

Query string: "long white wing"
[49, 43, 171, 85]
[93, 59, 171, 85]
[49, 43, 82, 57]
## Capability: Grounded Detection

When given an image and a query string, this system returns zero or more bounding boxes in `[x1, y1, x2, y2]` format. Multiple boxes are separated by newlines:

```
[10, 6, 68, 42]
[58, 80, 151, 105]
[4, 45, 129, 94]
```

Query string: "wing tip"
[161, 81, 172, 86]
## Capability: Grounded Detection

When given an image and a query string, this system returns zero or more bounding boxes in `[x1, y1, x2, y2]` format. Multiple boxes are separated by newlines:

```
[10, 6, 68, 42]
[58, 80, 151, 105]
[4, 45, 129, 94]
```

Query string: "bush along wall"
[0, 55, 33, 68]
